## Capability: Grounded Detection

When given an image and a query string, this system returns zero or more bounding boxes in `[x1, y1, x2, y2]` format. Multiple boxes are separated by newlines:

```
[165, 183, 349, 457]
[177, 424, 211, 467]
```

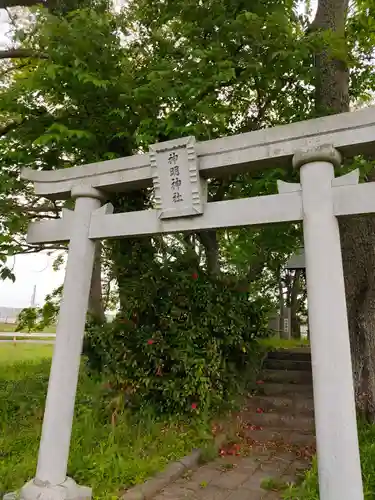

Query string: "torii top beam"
[22, 106, 375, 199]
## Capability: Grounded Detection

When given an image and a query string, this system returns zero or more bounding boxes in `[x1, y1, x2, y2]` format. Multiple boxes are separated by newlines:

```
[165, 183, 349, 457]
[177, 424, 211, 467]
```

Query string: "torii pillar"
[294, 146, 363, 500]
[20, 186, 106, 500]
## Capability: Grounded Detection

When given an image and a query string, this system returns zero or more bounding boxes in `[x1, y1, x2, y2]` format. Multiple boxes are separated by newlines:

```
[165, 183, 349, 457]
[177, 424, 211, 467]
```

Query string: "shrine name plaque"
[150, 136, 207, 219]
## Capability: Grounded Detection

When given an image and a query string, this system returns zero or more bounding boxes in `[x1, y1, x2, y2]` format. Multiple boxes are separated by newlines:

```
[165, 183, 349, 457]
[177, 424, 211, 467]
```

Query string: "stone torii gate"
[11, 107, 375, 500]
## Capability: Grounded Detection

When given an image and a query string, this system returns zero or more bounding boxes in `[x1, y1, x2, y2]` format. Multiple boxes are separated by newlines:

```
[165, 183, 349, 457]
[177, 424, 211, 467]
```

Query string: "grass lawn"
[0, 345, 215, 499]
[258, 336, 309, 350]
[0, 343, 53, 364]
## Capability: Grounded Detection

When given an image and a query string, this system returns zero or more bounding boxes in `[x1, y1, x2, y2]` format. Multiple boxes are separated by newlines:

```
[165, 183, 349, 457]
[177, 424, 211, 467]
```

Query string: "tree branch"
[0, 0, 45, 8]
[27, 212, 61, 219]
[5, 242, 67, 254]
[0, 119, 24, 136]
[0, 48, 46, 59]
[0, 62, 30, 77]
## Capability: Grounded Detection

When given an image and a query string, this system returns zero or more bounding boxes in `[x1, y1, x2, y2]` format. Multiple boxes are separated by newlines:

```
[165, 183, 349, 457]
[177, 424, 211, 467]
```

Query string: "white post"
[21, 186, 103, 500]
[293, 146, 363, 500]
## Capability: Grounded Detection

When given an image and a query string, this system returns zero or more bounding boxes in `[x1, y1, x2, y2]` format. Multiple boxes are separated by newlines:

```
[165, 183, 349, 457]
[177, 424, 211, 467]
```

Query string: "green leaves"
[0, 266, 15, 282]
[84, 264, 269, 415]
[33, 123, 94, 146]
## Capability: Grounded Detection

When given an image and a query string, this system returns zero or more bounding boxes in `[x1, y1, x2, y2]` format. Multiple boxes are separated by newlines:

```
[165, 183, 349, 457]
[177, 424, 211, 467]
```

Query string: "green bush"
[283, 421, 375, 499]
[84, 267, 269, 414]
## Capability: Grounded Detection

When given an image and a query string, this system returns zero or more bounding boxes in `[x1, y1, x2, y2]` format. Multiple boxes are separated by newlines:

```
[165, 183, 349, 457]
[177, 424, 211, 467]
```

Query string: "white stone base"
[4, 478, 92, 500]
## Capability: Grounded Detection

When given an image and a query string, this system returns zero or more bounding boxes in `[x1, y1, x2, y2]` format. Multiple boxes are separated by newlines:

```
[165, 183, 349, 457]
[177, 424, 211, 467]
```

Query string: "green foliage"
[0, 0, 317, 308]
[0, 265, 15, 282]
[0, 0, 372, 279]
[0, 346, 214, 499]
[0, 4, 158, 273]
[16, 308, 38, 333]
[282, 458, 319, 500]
[261, 476, 289, 492]
[283, 421, 375, 499]
[16, 286, 61, 332]
[347, 0, 375, 105]
[126, 0, 315, 141]
[84, 265, 269, 414]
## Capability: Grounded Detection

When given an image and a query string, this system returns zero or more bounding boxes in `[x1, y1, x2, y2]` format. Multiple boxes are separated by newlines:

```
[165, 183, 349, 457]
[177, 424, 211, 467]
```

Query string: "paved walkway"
[154, 348, 315, 500]
[154, 448, 309, 499]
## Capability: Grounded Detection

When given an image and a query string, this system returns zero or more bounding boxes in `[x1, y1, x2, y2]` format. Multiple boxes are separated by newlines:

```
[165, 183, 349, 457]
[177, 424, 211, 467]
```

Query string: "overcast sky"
[0, 1, 317, 308]
[0, 11, 10, 48]
[0, 253, 65, 308]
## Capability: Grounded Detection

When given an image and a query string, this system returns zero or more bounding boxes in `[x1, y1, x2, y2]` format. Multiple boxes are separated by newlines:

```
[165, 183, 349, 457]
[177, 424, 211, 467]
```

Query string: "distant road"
[0, 332, 56, 344]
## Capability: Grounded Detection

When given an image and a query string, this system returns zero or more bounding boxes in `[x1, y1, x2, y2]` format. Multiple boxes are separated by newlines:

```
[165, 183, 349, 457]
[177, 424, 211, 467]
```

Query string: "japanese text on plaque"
[168, 152, 184, 203]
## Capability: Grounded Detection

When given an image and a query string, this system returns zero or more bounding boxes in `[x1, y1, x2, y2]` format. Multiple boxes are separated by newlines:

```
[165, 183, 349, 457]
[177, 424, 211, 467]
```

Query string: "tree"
[0, 0, 305, 307]
[123, 0, 311, 282]
[2, 0, 375, 414]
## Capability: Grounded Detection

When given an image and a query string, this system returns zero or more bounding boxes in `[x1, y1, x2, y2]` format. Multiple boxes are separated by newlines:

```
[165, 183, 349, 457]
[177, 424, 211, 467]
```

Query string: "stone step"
[242, 410, 315, 431]
[264, 358, 312, 371]
[267, 349, 311, 362]
[246, 394, 315, 415]
[258, 382, 313, 397]
[262, 369, 312, 384]
[244, 427, 316, 448]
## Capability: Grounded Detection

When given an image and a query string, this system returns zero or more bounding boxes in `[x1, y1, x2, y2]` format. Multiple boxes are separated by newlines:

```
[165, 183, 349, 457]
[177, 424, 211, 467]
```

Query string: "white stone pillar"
[293, 146, 363, 500]
[21, 186, 103, 500]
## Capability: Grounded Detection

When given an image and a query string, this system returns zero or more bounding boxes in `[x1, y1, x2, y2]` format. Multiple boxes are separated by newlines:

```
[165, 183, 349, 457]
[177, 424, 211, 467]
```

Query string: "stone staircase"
[151, 348, 316, 499]
[242, 347, 316, 452]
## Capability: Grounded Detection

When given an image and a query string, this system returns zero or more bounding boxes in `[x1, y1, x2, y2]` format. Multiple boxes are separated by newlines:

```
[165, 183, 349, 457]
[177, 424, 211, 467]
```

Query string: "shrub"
[84, 266, 269, 414]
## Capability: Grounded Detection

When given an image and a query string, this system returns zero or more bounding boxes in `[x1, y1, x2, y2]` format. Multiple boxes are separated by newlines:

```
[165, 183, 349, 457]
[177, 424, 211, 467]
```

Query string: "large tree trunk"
[290, 269, 302, 339]
[109, 191, 156, 313]
[88, 242, 106, 323]
[197, 230, 220, 275]
[311, 0, 350, 115]
[339, 216, 375, 419]
[313, 0, 375, 420]
[278, 269, 285, 337]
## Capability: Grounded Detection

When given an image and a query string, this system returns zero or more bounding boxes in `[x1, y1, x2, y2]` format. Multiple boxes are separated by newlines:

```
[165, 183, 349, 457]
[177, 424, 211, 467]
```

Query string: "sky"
[0, 10, 10, 48]
[0, 252, 65, 308]
[0, 1, 318, 308]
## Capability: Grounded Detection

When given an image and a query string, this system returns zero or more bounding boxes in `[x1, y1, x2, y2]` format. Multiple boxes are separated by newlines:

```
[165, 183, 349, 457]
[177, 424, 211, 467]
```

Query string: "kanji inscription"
[150, 136, 207, 219]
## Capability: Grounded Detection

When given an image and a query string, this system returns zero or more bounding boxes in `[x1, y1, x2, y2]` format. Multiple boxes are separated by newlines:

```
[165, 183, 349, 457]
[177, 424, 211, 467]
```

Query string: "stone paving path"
[153, 348, 315, 500]
[153, 449, 309, 499]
